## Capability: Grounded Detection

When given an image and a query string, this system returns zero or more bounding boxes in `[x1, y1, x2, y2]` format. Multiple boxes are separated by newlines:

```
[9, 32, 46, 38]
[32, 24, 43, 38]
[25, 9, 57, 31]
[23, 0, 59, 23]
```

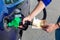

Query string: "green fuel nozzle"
[8, 17, 22, 29]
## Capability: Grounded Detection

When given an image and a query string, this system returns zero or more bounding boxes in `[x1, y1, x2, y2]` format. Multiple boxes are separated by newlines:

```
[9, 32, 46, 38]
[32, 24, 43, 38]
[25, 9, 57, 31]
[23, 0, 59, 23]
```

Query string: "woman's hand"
[19, 16, 32, 28]
[22, 16, 32, 24]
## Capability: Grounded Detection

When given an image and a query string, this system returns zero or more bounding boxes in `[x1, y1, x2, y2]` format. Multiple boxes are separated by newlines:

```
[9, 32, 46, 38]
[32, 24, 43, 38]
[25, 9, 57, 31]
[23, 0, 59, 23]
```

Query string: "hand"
[23, 16, 32, 24]
[19, 16, 32, 28]
[44, 24, 59, 33]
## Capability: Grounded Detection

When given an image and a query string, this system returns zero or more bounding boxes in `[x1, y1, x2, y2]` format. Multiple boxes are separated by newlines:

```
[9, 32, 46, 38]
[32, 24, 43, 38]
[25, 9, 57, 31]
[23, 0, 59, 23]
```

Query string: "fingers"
[41, 25, 49, 32]
[46, 28, 52, 33]
[23, 17, 31, 25]
[22, 17, 28, 24]
[41, 24, 52, 32]
[22, 18, 25, 24]
[43, 24, 53, 33]
[19, 25, 23, 28]
[19, 17, 28, 29]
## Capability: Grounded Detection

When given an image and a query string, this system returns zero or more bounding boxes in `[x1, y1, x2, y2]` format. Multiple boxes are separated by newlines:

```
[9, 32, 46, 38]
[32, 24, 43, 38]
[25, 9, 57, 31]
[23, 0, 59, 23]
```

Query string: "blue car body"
[0, 0, 24, 30]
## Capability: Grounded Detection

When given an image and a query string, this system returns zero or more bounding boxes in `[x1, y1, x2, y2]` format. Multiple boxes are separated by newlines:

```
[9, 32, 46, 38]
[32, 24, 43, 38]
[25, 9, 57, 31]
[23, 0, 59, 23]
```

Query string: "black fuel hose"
[42, 8, 47, 20]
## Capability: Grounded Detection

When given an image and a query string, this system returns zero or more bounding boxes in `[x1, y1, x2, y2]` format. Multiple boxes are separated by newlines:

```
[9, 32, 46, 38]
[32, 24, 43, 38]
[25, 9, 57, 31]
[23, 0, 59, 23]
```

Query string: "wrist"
[27, 15, 33, 21]
[57, 23, 60, 28]
[55, 24, 60, 29]
[28, 15, 33, 20]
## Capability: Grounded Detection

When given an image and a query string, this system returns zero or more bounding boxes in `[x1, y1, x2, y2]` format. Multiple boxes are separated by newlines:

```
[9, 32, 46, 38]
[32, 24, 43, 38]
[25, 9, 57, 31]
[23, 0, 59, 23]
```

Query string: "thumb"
[23, 18, 27, 24]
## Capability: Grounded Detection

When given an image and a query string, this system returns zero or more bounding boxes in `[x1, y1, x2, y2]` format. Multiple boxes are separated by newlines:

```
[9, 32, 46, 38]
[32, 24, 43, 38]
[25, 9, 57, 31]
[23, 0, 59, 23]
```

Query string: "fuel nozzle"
[19, 21, 32, 30]
[3, 8, 24, 30]
[7, 17, 22, 29]
[7, 9, 24, 29]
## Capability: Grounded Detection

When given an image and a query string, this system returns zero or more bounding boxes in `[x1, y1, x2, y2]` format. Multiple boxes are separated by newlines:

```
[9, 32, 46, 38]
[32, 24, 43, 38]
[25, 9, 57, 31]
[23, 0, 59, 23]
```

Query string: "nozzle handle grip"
[20, 21, 32, 30]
